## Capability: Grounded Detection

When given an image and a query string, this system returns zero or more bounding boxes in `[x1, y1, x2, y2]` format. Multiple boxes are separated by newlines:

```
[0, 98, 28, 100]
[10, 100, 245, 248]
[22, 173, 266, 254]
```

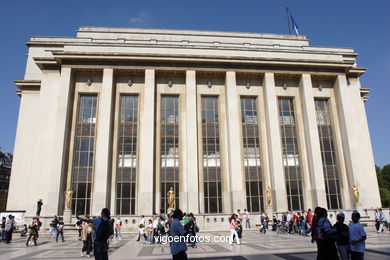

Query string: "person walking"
[56, 218, 65, 243]
[349, 210, 366, 260]
[91, 208, 113, 260]
[260, 212, 269, 234]
[136, 215, 146, 241]
[377, 208, 387, 233]
[0, 217, 5, 242]
[229, 214, 240, 245]
[81, 220, 94, 257]
[243, 209, 251, 229]
[184, 213, 197, 248]
[115, 217, 122, 240]
[316, 207, 339, 260]
[169, 209, 188, 260]
[36, 199, 43, 216]
[333, 212, 349, 260]
[49, 216, 59, 240]
[26, 219, 38, 246]
[4, 215, 15, 244]
[138, 224, 146, 243]
[76, 217, 83, 240]
[311, 207, 321, 244]
[26, 218, 38, 246]
[374, 209, 380, 232]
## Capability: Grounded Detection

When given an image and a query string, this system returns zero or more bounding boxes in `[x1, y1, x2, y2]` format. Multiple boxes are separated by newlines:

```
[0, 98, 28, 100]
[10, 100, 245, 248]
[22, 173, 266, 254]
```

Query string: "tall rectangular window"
[202, 96, 222, 213]
[116, 95, 138, 215]
[160, 96, 180, 211]
[315, 99, 342, 209]
[278, 98, 304, 211]
[71, 95, 98, 215]
[241, 97, 263, 212]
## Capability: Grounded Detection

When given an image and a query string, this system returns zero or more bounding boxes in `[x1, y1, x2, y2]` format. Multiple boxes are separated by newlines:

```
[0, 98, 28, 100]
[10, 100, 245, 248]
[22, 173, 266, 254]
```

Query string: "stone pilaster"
[334, 75, 381, 209]
[185, 70, 199, 214]
[91, 69, 115, 215]
[137, 69, 156, 215]
[263, 72, 288, 212]
[299, 74, 327, 208]
[225, 71, 246, 211]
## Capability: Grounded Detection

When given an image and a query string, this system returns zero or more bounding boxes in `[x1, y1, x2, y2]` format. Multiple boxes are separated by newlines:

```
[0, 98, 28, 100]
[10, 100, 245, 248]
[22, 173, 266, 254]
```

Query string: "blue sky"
[0, 0, 389, 166]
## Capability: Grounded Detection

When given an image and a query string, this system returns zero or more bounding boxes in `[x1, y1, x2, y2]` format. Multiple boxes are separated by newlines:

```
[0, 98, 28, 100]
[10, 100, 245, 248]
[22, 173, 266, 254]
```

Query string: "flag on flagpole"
[289, 12, 300, 35]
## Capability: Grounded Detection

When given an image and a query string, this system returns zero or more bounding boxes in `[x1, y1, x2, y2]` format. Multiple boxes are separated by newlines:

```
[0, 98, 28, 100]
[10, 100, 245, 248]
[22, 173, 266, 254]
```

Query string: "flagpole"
[285, 7, 292, 35]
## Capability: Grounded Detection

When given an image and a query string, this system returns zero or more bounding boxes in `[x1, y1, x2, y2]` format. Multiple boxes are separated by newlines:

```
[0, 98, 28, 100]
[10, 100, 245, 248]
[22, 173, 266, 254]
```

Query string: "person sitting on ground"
[20, 224, 28, 237]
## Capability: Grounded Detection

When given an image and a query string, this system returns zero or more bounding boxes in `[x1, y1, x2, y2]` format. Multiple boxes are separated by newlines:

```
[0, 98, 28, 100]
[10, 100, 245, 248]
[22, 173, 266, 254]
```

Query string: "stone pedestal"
[355, 202, 364, 213]
[167, 208, 174, 215]
[266, 206, 273, 219]
[63, 209, 72, 224]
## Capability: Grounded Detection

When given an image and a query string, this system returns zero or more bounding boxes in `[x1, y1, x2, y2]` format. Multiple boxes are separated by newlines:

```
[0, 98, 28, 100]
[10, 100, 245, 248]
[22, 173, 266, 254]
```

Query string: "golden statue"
[266, 186, 272, 207]
[167, 187, 175, 209]
[64, 190, 73, 210]
[353, 185, 360, 203]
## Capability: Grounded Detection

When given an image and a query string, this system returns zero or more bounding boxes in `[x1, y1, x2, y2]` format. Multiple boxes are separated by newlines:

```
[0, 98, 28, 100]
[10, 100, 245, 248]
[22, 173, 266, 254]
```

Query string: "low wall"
[22, 208, 390, 233]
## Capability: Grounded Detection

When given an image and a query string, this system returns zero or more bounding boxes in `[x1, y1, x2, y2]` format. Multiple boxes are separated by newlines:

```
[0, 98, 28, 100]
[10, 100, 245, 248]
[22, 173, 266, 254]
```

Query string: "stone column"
[137, 69, 155, 215]
[299, 74, 327, 208]
[225, 71, 246, 211]
[334, 75, 381, 210]
[185, 70, 199, 214]
[263, 73, 288, 212]
[91, 69, 115, 216]
[58, 67, 73, 223]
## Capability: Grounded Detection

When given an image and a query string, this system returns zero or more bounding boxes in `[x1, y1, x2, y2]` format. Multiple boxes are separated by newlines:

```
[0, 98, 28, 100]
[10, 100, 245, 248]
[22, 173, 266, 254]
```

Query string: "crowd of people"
[136, 210, 199, 249]
[2, 205, 390, 260]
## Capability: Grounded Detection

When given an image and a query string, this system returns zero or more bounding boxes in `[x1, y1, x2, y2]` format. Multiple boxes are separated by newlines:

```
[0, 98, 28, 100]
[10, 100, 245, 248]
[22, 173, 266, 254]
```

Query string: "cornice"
[14, 80, 41, 96]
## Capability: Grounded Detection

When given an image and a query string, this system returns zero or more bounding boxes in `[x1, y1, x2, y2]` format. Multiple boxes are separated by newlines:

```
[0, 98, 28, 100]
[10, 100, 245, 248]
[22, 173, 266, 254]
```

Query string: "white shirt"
[153, 219, 159, 229]
[115, 219, 122, 228]
[140, 218, 145, 226]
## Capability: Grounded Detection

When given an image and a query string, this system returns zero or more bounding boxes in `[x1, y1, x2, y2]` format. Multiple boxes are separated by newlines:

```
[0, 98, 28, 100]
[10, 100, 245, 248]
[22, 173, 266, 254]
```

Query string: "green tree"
[377, 164, 390, 207]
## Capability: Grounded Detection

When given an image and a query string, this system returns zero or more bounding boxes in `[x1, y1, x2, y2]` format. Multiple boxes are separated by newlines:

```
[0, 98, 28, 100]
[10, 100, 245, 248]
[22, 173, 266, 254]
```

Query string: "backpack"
[96, 218, 114, 242]
[194, 223, 199, 233]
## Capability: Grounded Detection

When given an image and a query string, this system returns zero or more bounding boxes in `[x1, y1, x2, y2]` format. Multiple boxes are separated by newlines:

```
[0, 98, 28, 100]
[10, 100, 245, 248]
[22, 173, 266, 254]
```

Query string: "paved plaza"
[0, 230, 389, 260]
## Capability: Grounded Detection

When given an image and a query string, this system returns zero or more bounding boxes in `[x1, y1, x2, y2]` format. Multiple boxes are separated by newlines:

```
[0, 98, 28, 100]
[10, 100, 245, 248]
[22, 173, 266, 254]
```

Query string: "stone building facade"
[7, 27, 381, 228]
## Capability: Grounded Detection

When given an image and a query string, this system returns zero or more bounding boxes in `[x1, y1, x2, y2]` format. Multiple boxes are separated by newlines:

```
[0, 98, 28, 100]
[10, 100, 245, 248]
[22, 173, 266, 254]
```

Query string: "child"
[349, 210, 366, 260]
[333, 212, 349, 260]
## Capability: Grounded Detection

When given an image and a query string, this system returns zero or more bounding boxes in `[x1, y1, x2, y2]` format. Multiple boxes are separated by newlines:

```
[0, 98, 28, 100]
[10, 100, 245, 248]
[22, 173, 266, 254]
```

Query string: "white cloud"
[128, 12, 148, 26]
